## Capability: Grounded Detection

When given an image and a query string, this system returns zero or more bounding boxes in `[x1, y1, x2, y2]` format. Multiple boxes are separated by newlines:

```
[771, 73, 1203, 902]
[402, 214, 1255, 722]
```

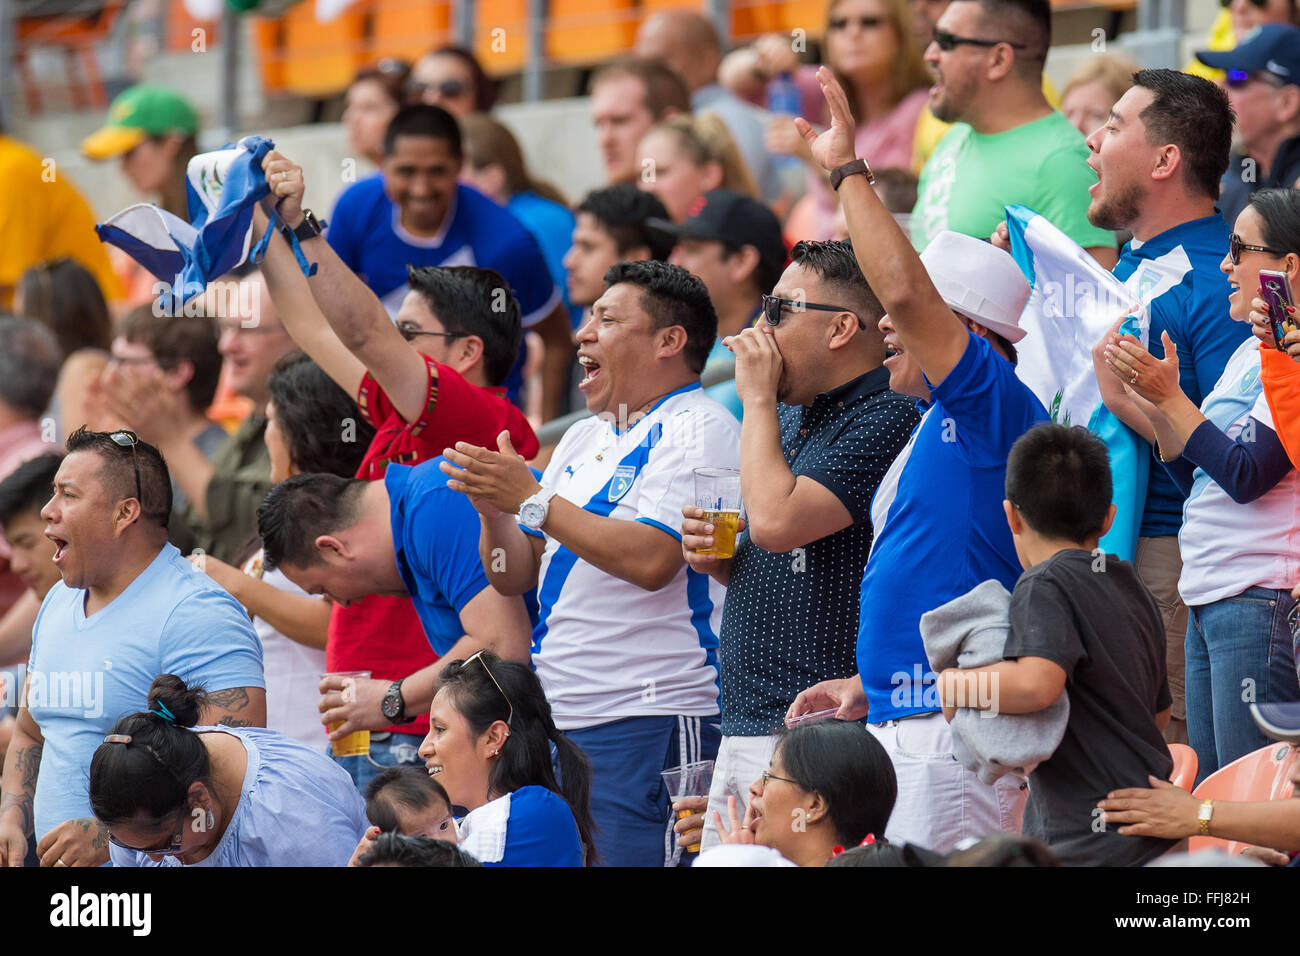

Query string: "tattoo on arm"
[216, 716, 253, 727]
[204, 687, 250, 711]
[1, 740, 43, 833]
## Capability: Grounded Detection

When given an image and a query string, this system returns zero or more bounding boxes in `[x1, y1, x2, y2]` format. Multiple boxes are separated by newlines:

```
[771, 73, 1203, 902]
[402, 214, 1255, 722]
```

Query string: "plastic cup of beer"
[661, 759, 715, 854]
[321, 670, 372, 757]
[693, 467, 742, 559]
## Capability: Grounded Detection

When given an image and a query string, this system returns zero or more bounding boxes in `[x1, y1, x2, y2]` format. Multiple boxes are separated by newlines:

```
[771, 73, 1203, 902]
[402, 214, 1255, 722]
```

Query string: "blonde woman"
[635, 113, 759, 222]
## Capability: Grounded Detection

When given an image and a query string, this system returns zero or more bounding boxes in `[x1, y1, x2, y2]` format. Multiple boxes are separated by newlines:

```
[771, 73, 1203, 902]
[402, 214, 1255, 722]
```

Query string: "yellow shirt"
[1185, 9, 1234, 83]
[912, 73, 1062, 173]
[0, 136, 123, 308]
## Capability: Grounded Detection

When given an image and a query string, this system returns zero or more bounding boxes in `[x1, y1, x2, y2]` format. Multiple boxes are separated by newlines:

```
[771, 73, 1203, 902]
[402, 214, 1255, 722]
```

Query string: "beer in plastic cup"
[693, 468, 742, 559]
[322, 670, 372, 757]
[661, 759, 715, 854]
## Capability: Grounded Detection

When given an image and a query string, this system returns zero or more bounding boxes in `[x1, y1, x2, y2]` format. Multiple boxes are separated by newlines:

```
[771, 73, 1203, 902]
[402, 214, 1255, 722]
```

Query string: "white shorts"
[867, 713, 1027, 854]
[699, 734, 779, 852]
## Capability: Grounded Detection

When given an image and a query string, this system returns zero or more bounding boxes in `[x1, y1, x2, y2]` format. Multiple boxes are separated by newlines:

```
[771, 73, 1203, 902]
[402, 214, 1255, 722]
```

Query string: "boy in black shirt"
[938, 423, 1174, 866]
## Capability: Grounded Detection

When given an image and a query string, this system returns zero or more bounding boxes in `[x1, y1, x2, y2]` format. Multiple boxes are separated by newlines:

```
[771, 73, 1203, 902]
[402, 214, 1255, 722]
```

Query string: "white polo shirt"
[526, 383, 740, 730]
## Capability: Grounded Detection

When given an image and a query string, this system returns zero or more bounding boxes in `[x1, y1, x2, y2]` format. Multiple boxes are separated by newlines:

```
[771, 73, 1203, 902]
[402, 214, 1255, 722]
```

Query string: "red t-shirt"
[326, 356, 540, 736]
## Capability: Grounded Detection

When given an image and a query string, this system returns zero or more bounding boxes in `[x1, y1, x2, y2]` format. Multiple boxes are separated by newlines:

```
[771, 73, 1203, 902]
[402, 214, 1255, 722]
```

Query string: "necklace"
[594, 397, 657, 461]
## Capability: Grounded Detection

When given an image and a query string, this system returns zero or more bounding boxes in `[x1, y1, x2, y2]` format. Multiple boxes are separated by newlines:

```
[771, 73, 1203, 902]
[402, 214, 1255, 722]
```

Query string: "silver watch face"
[520, 502, 546, 529]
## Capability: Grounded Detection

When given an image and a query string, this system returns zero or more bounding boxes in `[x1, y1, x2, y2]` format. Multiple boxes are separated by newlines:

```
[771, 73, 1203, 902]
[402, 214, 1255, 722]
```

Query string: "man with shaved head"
[634, 10, 779, 202]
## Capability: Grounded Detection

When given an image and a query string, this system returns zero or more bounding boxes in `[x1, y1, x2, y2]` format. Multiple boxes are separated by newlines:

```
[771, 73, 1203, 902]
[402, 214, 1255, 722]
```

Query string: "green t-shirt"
[911, 110, 1114, 252]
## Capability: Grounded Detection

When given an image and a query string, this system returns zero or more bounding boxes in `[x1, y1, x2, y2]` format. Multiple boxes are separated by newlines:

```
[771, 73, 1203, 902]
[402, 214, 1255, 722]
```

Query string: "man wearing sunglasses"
[1195, 24, 1300, 228]
[0, 428, 265, 868]
[912, 0, 1118, 269]
[789, 67, 1046, 852]
[1072, 68, 1249, 747]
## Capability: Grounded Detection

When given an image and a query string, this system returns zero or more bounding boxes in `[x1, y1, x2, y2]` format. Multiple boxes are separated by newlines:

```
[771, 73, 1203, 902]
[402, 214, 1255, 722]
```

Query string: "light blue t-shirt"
[28, 543, 265, 842]
[857, 332, 1048, 721]
[109, 725, 367, 867]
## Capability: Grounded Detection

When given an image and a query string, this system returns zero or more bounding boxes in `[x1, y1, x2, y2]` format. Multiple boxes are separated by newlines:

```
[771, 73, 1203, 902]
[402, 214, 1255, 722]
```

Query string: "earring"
[489, 749, 499, 757]
[206, 809, 215, 830]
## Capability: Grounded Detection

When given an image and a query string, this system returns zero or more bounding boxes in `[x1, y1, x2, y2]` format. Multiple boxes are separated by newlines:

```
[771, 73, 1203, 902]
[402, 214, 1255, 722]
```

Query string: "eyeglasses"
[462, 650, 513, 728]
[397, 322, 465, 343]
[1224, 69, 1285, 90]
[931, 28, 1026, 51]
[1228, 232, 1283, 265]
[761, 293, 866, 331]
[408, 79, 469, 99]
[828, 15, 885, 30]
[108, 430, 144, 513]
[761, 770, 802, 788]
[1220, 0, 1270, 8]
[107, 808, 188, 856]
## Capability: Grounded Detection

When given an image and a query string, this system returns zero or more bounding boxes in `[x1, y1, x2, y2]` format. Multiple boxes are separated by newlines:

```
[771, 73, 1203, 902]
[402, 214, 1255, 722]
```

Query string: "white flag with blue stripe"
[96, 135, 282, 311]
[1004, 203, 1150, 560]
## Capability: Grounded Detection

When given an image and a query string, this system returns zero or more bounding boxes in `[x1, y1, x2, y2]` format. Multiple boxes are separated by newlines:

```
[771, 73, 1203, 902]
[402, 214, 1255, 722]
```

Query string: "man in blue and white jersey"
[443, 260, 739, 867]
[325, 105, 572, 419]
[1082, 68, 1250, 745]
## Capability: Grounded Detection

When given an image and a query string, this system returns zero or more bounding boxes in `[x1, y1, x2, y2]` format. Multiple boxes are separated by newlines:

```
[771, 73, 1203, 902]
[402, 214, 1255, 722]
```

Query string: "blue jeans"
[331, 731, 425, 796]
[1185, 587, 1300, 783]
[563, 715, 721, 868]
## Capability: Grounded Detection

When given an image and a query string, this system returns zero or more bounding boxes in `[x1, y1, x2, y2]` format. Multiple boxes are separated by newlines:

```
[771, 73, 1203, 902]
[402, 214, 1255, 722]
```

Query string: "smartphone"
[1259, 269, 1298, 348]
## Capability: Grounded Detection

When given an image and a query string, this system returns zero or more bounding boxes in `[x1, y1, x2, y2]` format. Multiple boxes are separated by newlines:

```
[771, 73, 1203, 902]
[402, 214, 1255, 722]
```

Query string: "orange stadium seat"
[1188, 742, 1297, 855]
[474, 0, 530, 74]
[1168, 743, 1198, 793]
[165, 0, 218, 53]
[545, 0, 638, 65]
[777, 0, 826, 36]
[731, 0, 782, 40]
[279, 1, 366, 98]
[253, 16, 286, 93]
[367, 0, 451, 65]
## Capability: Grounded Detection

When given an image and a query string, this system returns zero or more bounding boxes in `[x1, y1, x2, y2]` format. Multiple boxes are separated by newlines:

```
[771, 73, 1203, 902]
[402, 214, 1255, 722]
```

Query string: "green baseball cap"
[81, 84, 199, 160]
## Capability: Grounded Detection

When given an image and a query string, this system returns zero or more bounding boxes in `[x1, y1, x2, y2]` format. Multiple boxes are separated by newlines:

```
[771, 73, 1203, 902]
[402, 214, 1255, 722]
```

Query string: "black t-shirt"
[1003, 549, 1175, 867]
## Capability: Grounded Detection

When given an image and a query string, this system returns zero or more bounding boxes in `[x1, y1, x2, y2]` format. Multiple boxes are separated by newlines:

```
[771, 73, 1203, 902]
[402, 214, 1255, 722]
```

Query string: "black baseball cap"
[648, 190, 788, 277]
[1195, 24, 1300, 85]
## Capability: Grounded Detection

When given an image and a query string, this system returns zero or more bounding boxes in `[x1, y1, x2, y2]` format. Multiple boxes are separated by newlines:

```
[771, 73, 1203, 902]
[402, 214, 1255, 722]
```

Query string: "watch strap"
[384, 679, 406, 723]
[829, 158, 876, 191]
[1198, 798, 1214, 836]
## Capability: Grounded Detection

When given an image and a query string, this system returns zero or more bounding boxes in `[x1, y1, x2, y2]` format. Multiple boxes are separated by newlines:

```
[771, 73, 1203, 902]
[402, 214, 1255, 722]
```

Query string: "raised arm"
[260, 151, 433, 423]
[797, 67, 968, 386]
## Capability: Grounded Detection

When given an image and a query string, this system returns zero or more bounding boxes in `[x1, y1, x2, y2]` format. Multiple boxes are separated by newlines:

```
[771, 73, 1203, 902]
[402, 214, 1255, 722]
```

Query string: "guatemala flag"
[1004, 203, 1150, 561]
[96, 135, 306, 312]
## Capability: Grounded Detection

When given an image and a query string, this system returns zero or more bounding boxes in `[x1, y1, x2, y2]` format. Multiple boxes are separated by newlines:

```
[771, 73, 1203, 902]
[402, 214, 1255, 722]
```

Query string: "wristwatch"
[519, 487, 558, 531]
[829, 158, 876, 191]
[381, 680, 406, 723]
[280, 208, 324, 245]
[1197, 798, 1214, 836]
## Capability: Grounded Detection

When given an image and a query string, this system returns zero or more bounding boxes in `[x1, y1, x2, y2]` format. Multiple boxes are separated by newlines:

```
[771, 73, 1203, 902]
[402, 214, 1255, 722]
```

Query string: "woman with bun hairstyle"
[90, 675, 367, 866]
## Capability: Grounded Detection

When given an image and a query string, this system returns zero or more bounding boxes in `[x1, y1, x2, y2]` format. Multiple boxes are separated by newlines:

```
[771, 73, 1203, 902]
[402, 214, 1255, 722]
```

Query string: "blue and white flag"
[97, 135, 311, 312]
[1004, 203, 1150, 560]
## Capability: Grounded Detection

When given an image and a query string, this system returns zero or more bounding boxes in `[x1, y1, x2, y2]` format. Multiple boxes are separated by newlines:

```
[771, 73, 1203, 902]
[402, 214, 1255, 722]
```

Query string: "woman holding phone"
[1095, 187, 1300, 782]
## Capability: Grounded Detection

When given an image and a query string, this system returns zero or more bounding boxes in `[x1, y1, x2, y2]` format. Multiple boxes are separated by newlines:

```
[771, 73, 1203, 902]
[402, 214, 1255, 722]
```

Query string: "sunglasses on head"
[108, 430, 144, 513]
[462, 650, 513, 728]
[932, 28, 1026, 51]
[1228, 232, 1283, 264]
[761, 293, 866, 331]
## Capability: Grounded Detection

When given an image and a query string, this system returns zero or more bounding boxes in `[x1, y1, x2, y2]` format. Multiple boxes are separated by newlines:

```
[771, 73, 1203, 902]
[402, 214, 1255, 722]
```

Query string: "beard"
[929, 70, 973, 124]
[1087, 177, 1145, 231]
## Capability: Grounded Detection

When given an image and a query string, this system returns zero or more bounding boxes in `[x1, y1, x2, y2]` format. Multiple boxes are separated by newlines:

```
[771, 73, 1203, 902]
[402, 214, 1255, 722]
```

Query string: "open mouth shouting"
[577, 353, 602, 390]
[46, 530, 70, 566]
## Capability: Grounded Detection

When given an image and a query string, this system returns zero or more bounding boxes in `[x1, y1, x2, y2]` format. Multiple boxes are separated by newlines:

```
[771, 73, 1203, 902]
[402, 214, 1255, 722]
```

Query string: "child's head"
[364, 767, 456, 843]
[1004, 423, 1115, 564]
[355, 832, 481, 867]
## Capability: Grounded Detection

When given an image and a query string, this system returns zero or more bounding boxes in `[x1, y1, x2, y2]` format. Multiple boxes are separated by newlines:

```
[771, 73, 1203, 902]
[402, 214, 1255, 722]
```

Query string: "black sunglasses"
[828, 15, 885, 30]
[932, 28, 1026, 51]
[1220, 0, 1270, 7]
[108, 430, 144, 512]
[1228, 232, 1283, 265]
[397, 322, 464, 343]
[407, 79, 469, 99]
[762, 293, 866, 331]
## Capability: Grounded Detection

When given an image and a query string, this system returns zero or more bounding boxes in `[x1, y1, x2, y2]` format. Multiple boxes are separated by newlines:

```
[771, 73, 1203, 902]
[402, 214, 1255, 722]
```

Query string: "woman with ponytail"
[419, 650, 596, 866]
[90, 675, 367, 866]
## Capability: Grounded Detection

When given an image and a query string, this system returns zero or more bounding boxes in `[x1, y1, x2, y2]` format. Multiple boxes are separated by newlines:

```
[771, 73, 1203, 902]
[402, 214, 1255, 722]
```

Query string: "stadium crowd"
[1, 0, 1300, 868]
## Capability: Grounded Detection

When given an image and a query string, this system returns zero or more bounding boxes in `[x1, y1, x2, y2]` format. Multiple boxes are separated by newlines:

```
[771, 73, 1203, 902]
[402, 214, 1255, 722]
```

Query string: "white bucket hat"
[919, 231, 1031, 344]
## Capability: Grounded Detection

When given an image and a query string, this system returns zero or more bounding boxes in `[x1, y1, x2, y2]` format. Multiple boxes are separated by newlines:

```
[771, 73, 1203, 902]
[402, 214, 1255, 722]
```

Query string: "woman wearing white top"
[1097, 188, 1300, 782]
[192, 353, 374, 750]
